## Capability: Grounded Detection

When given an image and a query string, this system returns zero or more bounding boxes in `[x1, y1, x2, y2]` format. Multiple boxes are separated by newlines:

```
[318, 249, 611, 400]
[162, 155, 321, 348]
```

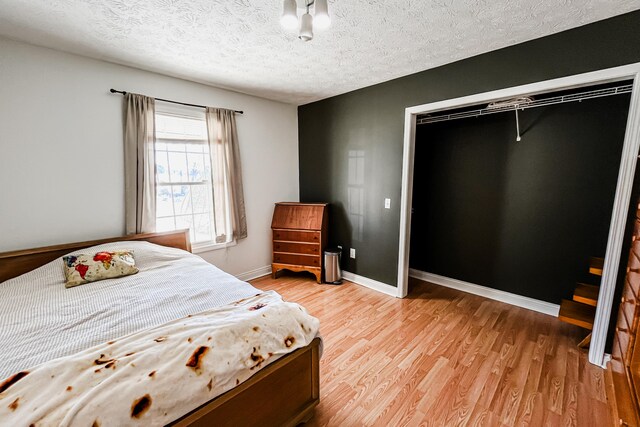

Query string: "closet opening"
[398, 64, 640, 367]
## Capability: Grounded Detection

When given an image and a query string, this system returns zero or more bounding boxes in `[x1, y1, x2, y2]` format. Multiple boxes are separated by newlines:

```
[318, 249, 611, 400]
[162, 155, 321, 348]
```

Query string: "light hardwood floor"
[251, 273, 615, 426]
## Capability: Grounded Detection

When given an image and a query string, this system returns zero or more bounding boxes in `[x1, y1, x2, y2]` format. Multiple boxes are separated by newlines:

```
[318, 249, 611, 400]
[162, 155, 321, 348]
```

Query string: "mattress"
[0, 241, 269, 380]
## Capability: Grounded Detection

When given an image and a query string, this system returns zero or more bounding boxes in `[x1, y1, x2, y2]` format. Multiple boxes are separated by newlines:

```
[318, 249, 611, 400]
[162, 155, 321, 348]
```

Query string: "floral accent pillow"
[62, 250, 138, 288]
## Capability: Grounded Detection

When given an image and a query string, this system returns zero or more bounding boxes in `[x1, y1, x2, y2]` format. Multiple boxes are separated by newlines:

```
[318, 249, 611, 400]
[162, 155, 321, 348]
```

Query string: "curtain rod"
[109, 89, 244, 114]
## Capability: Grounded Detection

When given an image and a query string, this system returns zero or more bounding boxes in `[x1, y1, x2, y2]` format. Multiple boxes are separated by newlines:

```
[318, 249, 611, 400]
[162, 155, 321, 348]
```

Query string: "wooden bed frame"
[0, 229, 320, 426]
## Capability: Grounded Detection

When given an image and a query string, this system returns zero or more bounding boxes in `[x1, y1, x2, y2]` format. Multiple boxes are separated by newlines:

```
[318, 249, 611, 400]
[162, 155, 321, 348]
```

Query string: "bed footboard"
[171, 337, 321, 427]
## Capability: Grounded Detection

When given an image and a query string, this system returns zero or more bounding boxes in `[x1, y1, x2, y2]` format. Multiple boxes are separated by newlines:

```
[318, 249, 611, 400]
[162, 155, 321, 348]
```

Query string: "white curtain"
[205, 108, 247, 242]
[124, 93, 156, 234]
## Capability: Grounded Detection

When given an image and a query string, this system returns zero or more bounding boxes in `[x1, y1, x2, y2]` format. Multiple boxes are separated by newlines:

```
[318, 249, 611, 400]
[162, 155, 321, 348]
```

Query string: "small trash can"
[324, 248, 342, 284]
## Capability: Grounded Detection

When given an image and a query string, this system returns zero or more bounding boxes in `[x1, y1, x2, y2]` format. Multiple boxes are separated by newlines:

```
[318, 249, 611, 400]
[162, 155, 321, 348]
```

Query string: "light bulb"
[281, 0, 298, 30]
[314, 0, 331, 29]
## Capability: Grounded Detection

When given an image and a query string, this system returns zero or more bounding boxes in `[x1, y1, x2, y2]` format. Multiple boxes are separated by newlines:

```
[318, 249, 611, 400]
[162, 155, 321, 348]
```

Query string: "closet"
[408, 82, 632, 332]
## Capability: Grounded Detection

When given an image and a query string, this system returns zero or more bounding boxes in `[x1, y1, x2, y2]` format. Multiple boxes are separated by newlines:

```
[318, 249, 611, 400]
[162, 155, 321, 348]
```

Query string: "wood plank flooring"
[251, 274, 615, 426]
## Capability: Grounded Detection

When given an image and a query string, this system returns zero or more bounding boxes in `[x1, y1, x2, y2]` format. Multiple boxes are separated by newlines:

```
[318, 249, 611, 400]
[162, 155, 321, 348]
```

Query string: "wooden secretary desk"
[271, 202, 328, 283]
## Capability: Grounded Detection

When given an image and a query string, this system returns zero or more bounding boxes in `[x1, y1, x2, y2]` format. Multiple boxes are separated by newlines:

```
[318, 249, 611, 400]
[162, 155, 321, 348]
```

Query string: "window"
[154, 106, 220, 247]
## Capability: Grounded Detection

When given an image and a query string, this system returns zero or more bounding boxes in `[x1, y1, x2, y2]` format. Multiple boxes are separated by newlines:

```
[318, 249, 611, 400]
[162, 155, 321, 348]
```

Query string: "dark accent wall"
[409, 95, 630, 303]
[298, 10, 640, 287]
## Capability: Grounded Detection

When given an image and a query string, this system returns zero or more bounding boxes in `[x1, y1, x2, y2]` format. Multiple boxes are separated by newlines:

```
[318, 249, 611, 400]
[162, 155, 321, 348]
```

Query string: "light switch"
[384, 198, 391, 209]
[350, 248, 356, 259]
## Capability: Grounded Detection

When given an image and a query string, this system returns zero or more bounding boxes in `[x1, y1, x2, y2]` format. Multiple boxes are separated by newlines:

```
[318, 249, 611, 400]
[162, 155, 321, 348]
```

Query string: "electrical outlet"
[384, 198, 391, 209]
[350, 248, 356, 259]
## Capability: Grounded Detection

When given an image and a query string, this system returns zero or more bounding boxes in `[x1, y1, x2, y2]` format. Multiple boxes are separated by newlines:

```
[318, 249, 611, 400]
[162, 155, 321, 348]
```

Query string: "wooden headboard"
[0, 229, 191, 283]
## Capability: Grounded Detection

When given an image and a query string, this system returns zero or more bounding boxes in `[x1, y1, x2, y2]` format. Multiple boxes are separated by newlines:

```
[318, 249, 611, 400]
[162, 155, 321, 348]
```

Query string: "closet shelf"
[559, 299, 596, 330]
[417, 84, 632, 125]
[558, 255, 603, 347]
[589, 257, 604, 277]
[573, 283, 599, 307]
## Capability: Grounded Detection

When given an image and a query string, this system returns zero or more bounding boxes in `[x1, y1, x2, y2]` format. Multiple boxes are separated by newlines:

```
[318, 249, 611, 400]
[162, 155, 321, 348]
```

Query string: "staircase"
[558, 257, 603, 347]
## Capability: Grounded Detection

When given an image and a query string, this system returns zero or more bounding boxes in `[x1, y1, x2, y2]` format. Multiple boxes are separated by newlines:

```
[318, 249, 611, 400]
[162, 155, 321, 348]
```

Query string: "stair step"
[558, 299, 596, 330]
[589, 257, 604, 276]
[573, 283, 599, 307]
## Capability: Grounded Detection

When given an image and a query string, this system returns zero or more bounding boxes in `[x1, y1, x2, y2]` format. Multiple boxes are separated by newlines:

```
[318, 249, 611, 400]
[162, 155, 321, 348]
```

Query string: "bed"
[0, 230, 321, 426]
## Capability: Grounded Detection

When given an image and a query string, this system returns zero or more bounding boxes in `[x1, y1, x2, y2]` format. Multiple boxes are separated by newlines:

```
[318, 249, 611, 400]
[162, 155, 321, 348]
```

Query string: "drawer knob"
[617, 327, 628, 333]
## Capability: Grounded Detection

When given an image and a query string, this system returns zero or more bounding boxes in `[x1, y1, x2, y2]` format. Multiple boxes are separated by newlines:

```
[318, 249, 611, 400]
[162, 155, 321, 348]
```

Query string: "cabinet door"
[271, 204, 324, 230]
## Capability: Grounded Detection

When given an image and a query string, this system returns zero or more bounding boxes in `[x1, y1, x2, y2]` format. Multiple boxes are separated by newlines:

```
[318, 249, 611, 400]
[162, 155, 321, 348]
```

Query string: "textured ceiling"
[0, 0, 639, 105]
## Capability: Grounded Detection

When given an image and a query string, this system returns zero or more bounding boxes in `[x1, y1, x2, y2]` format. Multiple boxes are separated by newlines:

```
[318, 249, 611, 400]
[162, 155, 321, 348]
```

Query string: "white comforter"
[0, 291, 319, 426]
[0, 241, 320, 425]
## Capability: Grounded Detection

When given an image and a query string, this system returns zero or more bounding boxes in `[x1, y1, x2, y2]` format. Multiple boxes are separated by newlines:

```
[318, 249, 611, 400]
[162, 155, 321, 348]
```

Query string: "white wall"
[0, 37, 299, 276]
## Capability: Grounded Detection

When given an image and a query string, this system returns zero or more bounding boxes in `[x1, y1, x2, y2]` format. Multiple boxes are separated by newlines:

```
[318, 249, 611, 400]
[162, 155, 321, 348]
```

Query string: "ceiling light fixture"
[280, 0, 331, 42]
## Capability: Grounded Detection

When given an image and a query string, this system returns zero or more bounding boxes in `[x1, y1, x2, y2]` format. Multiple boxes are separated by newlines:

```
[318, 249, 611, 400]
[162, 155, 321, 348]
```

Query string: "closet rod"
[417, 84, 632, 125]
[109, 89, 243, 114]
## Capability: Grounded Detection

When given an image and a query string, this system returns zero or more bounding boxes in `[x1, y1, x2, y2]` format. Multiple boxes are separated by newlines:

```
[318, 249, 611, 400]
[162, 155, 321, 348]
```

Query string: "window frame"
[154, 101, 234, 253]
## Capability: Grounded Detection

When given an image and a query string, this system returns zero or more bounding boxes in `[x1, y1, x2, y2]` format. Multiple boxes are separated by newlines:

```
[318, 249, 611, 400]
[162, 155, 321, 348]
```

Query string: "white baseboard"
[409, 269, 560, 317]
[342, 271, 399, 298]
[235, 266, 400, 299]
[236, 265, 271, 282]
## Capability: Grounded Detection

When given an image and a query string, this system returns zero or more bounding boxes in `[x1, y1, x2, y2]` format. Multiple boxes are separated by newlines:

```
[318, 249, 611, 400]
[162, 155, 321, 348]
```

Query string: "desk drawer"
[623, 279, 639, 306]
[273, 241, 320, 256]
[616, 306, 631, 333]
[273, 253, 320, 267]
[627, 270, 640, 298]
[273, 229, 320, 244]
[616, 327, 634, 364]
[618, 299, 638, 334]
